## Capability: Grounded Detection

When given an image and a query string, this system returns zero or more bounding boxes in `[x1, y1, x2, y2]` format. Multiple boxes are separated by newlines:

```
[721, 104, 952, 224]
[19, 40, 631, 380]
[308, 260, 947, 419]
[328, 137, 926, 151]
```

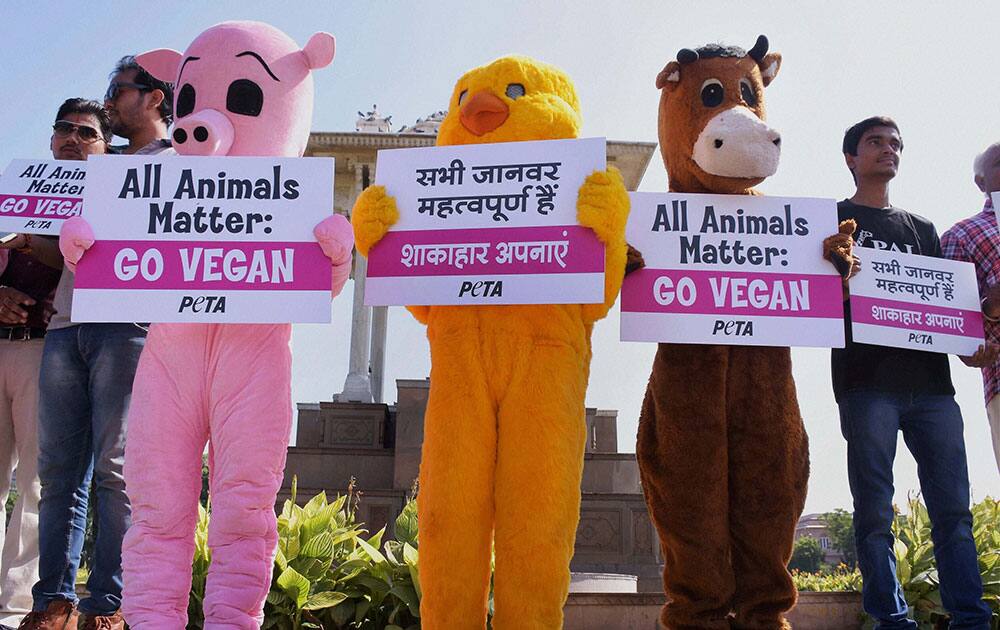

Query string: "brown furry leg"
[637, 343, 735, 630]
[726, 347, 809, 630]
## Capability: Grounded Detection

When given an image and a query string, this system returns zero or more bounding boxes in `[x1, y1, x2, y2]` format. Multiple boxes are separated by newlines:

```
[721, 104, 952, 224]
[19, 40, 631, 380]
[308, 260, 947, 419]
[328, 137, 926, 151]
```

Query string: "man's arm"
[941, 226, 1000, 320]
[0, 234, 63, 270]
[941, 225, 1000, 364]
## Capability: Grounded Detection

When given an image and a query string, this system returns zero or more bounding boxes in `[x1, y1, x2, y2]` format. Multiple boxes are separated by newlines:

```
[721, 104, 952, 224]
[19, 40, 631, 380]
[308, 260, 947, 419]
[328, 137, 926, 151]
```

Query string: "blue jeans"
[838, 390, 992, 630]
[33, 324, 146, 615]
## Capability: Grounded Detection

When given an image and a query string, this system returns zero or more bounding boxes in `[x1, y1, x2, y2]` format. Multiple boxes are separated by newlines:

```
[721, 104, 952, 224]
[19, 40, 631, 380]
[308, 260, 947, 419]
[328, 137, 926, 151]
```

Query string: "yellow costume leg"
[418, 329, 499, 630]
[491, 340, 587, 630]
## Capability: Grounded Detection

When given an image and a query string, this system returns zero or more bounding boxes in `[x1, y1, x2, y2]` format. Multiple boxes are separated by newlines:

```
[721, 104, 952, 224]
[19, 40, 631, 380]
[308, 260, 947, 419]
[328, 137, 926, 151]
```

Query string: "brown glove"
[625, 243, 645, 275]
[823, 219, 859, 279]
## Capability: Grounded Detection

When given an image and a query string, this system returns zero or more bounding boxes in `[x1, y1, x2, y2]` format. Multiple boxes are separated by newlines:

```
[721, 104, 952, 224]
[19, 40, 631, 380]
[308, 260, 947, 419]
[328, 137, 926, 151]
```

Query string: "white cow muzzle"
[692, 106, 781, 179]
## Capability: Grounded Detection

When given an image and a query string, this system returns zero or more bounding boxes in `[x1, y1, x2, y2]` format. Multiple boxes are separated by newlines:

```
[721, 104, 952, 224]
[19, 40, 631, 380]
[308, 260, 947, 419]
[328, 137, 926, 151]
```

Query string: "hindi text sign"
[71, 155, 334, 323]
[849, 249, 984, 354]
[364, 137, 606, 305]
[620, 193, 845, 347]
[0, 159, 87, 235]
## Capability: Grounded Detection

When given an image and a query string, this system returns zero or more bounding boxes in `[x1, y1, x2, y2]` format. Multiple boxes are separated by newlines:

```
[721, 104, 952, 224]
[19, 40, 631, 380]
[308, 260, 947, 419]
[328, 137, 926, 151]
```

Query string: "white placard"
[0, 159, 87, 235]
[849, 249, 984, 354]
[364, 138, 607, 305]
[71, 155, 335, 323]
[620, 192, 845, 347]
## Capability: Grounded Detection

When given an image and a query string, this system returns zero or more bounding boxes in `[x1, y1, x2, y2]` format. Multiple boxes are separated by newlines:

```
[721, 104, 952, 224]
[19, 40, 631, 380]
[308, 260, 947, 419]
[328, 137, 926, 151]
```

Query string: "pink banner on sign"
[366, 225, 604, 277]
[851, 295, 985, 338]
[0, 194, 81, 217]
[74, 240, 330, 291]
[621, 268, 843, 318]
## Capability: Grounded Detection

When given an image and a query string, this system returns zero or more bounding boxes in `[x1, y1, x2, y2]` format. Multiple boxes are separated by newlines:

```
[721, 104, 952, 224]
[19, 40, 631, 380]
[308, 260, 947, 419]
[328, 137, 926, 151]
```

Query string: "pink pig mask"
[136, 21, 334, 158]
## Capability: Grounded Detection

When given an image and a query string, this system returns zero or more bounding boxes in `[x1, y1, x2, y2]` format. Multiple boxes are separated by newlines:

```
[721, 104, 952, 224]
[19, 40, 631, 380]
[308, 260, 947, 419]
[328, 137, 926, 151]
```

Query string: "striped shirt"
[941, 198, 1000, 403]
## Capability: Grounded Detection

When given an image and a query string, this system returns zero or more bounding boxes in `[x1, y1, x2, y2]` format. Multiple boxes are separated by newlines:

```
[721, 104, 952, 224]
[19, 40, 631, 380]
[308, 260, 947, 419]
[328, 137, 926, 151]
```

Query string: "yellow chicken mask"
[351, 55, 629, 630]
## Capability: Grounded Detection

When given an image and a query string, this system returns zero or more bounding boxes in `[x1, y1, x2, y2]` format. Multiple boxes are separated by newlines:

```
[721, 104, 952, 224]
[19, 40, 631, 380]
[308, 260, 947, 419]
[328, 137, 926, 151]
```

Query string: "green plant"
[822, 508, 858, 569]
[789, 536, 825, 573]
[792, 564, 862, 592]
[186, 477, 436, 629]
[879, 495, 1000, 630]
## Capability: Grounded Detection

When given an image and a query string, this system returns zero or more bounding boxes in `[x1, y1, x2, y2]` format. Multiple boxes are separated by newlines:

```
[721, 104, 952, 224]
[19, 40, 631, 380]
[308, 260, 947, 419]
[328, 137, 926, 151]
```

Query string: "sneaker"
[16, 600, 78, 630]
[76, 612, 123, 630]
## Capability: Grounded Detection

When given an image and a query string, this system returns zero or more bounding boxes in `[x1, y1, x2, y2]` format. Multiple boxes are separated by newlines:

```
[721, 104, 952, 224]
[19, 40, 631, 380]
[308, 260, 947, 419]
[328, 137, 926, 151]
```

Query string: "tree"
[788, 536, 824, 573]
[822, 508, 857, 568]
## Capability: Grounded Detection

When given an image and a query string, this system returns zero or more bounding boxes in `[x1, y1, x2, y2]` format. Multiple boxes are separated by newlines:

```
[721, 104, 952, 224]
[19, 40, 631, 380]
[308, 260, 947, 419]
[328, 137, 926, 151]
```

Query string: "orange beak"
[459, 91, 509, 136]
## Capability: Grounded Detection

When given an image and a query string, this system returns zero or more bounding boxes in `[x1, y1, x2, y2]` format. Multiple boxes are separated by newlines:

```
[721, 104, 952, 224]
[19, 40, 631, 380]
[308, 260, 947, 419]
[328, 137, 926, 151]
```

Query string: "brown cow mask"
[656, 35, 782, 194]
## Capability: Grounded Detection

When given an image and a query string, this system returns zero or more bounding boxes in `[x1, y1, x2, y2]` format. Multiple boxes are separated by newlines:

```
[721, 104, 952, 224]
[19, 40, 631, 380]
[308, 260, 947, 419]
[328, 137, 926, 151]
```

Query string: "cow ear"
[302, 32, 335, 70]
[656, 61, 682, 92]
[136, 49, 183, 83]
[759, 52, 781, 87]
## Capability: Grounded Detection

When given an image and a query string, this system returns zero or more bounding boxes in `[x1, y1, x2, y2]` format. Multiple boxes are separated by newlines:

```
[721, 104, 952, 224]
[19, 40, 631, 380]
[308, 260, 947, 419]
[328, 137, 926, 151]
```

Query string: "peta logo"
[179, 295, 227, 313]
[712, 319, 754, 336]
[458, 280, 503, 298]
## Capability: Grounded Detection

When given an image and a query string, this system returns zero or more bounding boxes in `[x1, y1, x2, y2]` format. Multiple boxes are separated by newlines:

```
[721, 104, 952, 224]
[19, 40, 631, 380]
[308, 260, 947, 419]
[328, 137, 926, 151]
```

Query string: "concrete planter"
[786, 592, 864, 630]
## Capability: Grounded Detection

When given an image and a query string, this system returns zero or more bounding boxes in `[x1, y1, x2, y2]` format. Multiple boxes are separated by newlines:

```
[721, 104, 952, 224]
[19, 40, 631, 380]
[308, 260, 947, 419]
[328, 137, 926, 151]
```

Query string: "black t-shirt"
[830, 200, 954, 399]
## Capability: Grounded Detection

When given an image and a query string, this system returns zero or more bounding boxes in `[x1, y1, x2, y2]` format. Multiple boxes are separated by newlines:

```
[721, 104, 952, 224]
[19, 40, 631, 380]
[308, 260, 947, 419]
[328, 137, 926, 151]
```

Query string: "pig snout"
[171, 109, 234, 156]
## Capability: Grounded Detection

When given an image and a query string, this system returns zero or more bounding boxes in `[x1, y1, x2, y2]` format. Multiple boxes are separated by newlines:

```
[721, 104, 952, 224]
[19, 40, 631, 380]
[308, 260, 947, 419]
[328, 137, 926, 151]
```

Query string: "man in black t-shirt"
[835, 117, 991, 629]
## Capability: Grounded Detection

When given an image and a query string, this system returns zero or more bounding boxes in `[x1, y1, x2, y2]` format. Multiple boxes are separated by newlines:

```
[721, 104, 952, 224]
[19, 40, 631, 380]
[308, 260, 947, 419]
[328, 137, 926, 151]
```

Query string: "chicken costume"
[351, 56, 629, 630]
[59, 22, 352, 629]
[634, 37, 811, 629]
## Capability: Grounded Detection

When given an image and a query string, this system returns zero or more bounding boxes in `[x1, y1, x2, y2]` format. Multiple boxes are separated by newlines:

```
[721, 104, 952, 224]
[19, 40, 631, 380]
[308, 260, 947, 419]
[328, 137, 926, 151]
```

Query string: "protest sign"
[620, 192, 845, 347]
[0, 159, 87, 235]
[71, 155, 334, 323]
[849, 249, 984, 355]
[364, 137, 606, 305]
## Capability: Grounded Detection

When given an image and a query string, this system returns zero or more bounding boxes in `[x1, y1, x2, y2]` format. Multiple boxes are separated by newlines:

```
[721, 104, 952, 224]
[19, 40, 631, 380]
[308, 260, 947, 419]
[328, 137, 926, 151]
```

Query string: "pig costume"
[59, 22, 351, 628]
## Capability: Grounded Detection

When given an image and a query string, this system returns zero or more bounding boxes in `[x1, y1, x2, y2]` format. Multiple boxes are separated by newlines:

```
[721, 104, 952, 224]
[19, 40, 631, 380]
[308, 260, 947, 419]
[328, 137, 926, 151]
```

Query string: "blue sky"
[3, 1, 1000, 513]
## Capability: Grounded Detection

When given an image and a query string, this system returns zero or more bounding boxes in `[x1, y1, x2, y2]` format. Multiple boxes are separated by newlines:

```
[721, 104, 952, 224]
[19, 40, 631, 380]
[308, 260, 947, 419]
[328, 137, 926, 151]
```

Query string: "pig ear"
[136, 49, 183, 83]
[302, 32, 335, 70]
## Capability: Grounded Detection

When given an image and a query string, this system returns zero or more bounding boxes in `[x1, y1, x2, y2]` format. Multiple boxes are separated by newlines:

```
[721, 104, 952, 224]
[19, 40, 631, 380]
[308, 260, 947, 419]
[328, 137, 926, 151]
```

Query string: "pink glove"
[314, 214, 354, 298]
[59, 217, 95, 273]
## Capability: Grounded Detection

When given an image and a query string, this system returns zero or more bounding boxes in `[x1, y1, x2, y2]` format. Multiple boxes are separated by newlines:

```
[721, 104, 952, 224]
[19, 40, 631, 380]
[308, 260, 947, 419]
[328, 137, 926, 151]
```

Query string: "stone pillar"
[392, 378, 429, 490]
[335, 163, 373, 403]
[370, 306, 388, 403]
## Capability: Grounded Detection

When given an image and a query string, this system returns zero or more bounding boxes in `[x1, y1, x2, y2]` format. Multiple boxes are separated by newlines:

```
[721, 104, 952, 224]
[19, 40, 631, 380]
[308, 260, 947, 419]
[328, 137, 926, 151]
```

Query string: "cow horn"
[748, 35, 769, 62]
[677, 48, 699, 65]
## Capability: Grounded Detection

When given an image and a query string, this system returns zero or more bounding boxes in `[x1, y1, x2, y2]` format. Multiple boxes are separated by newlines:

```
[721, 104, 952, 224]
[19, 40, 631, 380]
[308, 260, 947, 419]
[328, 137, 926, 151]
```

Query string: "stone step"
[562, 592, 864, 630]
[569, 572, 637, 593]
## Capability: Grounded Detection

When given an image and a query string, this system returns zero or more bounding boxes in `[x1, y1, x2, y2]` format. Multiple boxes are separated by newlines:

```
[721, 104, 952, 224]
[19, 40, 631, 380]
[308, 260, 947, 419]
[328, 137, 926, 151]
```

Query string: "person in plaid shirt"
[942, 141, 1000, 472]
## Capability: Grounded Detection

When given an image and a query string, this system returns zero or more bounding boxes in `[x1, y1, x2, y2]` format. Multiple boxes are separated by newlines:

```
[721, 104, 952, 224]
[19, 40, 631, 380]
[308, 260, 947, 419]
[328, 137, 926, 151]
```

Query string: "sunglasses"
[105, 80, 151, 102]
[52, 120, 104, 144]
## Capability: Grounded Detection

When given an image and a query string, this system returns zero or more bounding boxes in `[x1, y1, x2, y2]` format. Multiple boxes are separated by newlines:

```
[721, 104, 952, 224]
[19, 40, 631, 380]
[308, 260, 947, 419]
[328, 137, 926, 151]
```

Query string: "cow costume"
[59, 22, 352, 628]
[635, 36, 837, 630]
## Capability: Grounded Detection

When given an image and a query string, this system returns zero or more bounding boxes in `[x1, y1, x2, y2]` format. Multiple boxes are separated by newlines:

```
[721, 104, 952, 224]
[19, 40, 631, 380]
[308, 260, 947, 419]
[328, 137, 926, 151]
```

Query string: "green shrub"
[794, 496, 999, 630]
[889, 495, 999, 629]
[789, 536, 825, 573]
[792, 564, 862, 592]
[186, 477, 491, 629]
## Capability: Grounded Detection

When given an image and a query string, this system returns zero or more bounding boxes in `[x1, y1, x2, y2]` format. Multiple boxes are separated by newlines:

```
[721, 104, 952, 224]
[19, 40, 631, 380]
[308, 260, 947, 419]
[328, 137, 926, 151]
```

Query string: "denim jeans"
[32, 323, 146, 615]
[838, 390, 992, 630]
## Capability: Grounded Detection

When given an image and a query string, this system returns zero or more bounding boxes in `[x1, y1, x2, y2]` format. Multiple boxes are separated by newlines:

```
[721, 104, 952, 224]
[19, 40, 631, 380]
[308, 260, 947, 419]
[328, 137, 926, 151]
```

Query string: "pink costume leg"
[121, 325, 209, 629]
[202, 324, 292, 630]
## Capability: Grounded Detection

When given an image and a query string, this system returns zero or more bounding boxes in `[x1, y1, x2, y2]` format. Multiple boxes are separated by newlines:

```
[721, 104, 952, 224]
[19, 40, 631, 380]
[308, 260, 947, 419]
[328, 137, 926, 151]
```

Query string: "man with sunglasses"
[0, 99, 107, 630]
[104, 56, 172, 155]
[19, 61, 172, 630]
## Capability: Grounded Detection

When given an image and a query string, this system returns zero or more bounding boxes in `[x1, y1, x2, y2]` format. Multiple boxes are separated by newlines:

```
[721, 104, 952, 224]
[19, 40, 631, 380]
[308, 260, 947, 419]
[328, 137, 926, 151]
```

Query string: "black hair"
[842, 116, 902, 156]
[111, 55, 174, 123]
[694, 44, 747, 59]
[55, 98, 112, 142]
